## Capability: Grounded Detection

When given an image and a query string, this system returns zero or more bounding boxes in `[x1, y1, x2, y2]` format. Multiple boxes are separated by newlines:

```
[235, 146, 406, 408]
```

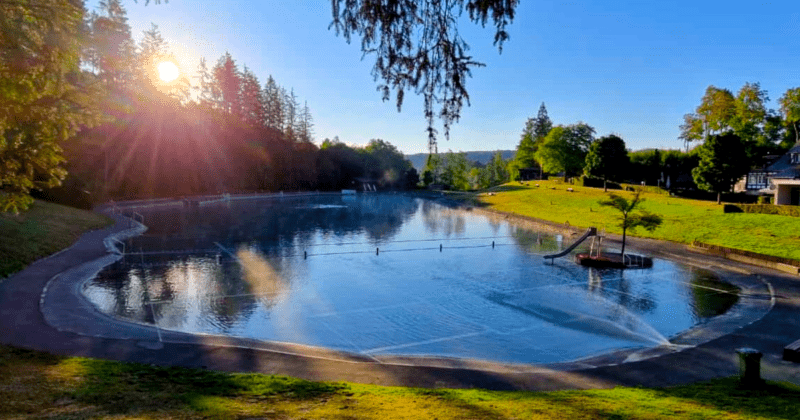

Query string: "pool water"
[85, 193, 737, 365]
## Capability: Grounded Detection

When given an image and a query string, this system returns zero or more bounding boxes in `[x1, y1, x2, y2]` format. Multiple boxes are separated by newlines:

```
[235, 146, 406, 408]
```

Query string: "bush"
[579, 176, 622, 190]
[757, 195, 772, 204]
[723, 204, 743, 213]
[723, 203, 800, 217]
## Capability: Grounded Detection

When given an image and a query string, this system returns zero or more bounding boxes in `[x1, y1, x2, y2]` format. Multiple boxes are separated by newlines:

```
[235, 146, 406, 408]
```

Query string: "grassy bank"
[473, 181, 800, 260]
[2, 344, 799, 419]
[0, 200, 112, 278]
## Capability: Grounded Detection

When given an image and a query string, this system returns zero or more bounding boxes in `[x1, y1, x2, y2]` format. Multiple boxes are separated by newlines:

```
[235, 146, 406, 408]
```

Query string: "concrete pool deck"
[2, 211, 800, 391]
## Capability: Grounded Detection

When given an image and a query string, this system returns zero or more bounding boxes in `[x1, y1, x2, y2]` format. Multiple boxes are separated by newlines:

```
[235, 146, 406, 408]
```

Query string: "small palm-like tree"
[599, 189, 663, 257]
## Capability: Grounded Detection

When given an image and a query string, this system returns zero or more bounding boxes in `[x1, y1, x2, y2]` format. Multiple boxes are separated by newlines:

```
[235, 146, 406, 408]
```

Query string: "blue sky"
[115, 0, 800, 155]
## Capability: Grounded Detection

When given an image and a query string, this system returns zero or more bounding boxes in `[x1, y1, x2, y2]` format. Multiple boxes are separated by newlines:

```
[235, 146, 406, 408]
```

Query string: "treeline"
[17, 0, 417, 209]
[421, 92, 799, 199]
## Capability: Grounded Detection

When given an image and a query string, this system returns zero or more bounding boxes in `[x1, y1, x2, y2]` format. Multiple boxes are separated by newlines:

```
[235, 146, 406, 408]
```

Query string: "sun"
[157, 61, 180, 82]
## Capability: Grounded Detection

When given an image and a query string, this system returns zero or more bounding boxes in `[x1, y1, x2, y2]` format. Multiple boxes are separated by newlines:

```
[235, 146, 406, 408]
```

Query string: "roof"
[766, 143, 800, 179]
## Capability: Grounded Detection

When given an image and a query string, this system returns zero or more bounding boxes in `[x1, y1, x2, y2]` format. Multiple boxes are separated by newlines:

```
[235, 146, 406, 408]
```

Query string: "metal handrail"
[109, 237, 125, 255]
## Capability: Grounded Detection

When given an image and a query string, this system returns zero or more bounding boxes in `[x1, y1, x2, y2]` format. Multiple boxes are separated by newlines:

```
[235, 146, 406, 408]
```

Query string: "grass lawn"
[0, 200, 112, 278]
[3, 344, 800, 420]
[473, 181, 800, 261]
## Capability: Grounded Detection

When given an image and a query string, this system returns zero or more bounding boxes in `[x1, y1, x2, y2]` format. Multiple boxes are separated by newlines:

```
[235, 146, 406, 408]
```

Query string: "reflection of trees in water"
[585, 268, 656, 314]
[92, 245, 298, 333]
[420, 200, 466, 237]
[689, 269, 739, 319]
[510, 228, 559, 254]
[129, 194, 420, 250]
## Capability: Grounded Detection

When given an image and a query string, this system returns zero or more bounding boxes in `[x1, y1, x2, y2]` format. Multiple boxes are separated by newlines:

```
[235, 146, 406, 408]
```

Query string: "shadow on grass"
[653, 377, 800, 420]
[69, 357, 345, 417]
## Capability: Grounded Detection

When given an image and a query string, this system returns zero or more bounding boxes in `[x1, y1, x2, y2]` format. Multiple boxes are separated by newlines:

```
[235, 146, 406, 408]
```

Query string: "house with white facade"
[741, 143, 800, 205]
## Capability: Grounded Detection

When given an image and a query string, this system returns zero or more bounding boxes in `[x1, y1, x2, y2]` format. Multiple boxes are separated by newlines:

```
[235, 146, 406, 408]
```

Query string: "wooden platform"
[784, 339, 800, 363]
[575, 253, 653, 269]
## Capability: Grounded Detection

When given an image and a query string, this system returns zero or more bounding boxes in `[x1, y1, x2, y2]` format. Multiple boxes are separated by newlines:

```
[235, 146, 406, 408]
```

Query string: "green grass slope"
[0, 200, 112, 278]
[477, 181, 800, 260]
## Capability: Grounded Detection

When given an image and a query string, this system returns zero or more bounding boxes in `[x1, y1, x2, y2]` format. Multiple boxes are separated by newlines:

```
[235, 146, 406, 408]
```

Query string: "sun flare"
[157, 61, 180, 82]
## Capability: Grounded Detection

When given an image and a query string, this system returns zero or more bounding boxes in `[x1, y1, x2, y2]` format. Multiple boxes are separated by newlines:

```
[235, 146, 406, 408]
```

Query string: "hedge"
[722, 203, 800, 217]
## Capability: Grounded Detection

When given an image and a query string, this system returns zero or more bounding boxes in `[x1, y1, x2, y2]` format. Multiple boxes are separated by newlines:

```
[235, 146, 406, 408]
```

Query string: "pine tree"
[283, 88, 299, 141]
[297, 101, 314, 143]
[262, 76, 283, 131]
[513, 103, 553, 179]
[212, 52, 241, 115]
[239, 66, 263, 126]
[532, 103, 553, 140]
[195, 57, 217, 108]
[91, 0, 136, 90]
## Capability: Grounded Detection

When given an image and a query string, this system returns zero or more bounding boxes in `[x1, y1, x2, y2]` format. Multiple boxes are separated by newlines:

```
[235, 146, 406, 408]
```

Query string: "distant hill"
[405, 150, 515, 171]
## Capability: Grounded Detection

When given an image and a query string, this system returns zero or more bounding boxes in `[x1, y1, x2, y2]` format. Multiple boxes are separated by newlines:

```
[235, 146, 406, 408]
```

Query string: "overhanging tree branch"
[330, 0, 518, 154]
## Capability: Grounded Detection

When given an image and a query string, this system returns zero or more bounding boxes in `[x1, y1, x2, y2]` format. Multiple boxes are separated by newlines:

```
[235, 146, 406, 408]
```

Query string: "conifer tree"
[239, 66, 263, 126]
[262, 76, 284, 131]
[91, 0, 136, 90]
[195, 58, 218, 108]
[297, 102, 315, 143]
[213, 52, 241, 115]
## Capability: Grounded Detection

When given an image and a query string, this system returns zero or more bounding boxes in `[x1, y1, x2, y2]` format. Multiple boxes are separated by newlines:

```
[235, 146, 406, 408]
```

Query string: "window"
[792, 153, 799, 164]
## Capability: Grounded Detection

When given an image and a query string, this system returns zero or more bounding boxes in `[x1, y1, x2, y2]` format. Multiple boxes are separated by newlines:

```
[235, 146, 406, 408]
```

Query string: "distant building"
[741, 144, 800, 205]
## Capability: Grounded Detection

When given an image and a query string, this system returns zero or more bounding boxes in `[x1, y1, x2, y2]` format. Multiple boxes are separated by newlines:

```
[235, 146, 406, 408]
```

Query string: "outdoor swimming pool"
[84, 193, 738, 365]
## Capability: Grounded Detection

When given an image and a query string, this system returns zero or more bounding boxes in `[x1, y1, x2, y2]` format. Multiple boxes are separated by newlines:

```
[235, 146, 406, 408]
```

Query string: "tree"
[363, 139, 411, 188]
[330, 0, 519, 153]
[439, 151, 471, 191]
[513, 102, 552, 179]
[297, 101, 314, 143]
[535, 123, 595, 180]
[678, 113, 704, 151]
[195, 57, 217, 108]
[487, 151, 509, 186]
[779, 87, 800, 144]
[282, 88, 300, 141]
[262, 76, 284, 131]
[697, 86, 736, 137]
[599, 190, 662, 257]
[420, 153, 442, 186]
[1, 0, 103, 212]
[628, 149, 662, 186]
[90, 0, 136, 90]
[239, 66, 263, 127]
[212, 52, 241, 115]
[584, 135, 629, 191]
[691, 132, 750, 204]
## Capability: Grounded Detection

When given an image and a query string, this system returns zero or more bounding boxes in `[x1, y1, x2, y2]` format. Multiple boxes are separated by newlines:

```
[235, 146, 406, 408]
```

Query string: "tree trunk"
[603, 177, 608, 192]
[621, 226, 627, 258]
[717, 191, 721, 204]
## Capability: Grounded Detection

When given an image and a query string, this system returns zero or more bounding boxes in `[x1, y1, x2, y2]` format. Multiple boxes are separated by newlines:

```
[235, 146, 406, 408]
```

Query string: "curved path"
[2, 212, 800, 391]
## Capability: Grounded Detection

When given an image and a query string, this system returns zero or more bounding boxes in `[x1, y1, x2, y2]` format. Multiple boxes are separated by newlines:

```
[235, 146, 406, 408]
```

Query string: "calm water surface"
[85, 194, 736, 364]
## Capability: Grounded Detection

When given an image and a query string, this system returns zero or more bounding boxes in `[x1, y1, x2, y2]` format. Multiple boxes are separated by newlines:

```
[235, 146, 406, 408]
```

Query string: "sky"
[110, 0, 800, 155]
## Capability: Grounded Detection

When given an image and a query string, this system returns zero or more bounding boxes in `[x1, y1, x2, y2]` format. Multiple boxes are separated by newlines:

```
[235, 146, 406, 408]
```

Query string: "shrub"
[724, 204, 800, 217]
[579, 176, 622, 190]
[723, 204, 743, 213]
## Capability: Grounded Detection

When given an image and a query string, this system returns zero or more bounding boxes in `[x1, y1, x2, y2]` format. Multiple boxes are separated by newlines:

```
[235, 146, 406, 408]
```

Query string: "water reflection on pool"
[84, 194, 737, 364]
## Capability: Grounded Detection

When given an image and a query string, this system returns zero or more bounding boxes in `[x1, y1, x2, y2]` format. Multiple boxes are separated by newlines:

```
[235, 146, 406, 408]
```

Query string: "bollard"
[492, 241, 495, 249]
[376, 247, 379, 256]
[304, 250, 307, 260]
[440, 244, 443, 252]
[737, 347, 763, 388]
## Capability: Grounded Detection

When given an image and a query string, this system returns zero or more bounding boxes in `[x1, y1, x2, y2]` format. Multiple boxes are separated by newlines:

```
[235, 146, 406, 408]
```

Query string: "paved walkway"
[2, 212, 800, 391]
